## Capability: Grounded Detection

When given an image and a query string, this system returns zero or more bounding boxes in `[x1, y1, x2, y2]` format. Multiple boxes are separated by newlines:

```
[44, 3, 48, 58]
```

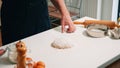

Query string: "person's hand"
[0, 49, 5, 56]
[61, 15, 76, 33]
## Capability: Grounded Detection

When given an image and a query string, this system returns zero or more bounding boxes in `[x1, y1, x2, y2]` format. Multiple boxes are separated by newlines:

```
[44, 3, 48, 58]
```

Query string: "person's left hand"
[61, 15, 76, 33]
[0, 49, 5, 56]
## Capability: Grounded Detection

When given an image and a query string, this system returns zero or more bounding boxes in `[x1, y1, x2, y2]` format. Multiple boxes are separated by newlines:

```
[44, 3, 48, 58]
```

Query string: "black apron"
[1, 0, 51, 45]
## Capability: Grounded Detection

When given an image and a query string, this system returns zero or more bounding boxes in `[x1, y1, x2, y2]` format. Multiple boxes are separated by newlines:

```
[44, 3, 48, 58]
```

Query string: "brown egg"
[33, 62, 37, 68]
[33, 61, 45, 68]
[27, 63, 33, 68]
[36, 61, 45, 67]
[26, 57, 33, 62]
[36, 66, 45, 68]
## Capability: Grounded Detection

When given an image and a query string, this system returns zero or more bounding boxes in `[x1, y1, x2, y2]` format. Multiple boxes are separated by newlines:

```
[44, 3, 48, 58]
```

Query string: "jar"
[7, 43, 17, 63]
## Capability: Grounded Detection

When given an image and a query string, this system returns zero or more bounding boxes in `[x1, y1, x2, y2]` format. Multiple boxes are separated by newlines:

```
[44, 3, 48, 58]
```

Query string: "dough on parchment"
[51, 37, 74, 49]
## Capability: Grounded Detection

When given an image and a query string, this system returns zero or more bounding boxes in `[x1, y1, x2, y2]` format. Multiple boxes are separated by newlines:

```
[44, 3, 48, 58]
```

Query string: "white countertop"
[0, 17, 120, 68]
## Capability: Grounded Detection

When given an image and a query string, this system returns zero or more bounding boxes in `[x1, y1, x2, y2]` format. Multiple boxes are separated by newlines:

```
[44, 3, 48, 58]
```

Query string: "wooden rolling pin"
[74, 20, 120, 29]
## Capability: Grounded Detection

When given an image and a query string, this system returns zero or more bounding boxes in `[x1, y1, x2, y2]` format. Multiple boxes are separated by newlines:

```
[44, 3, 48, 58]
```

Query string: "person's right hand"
[61, 15, 76, 33]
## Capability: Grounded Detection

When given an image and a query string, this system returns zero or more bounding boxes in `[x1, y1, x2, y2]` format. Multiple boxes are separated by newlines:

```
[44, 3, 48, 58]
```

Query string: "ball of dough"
[51, 37, 74, 49]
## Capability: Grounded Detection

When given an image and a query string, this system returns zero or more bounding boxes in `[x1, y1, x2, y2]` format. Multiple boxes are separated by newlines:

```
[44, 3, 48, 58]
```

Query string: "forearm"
[50, 0, 70, 16]
[50, 0, 75, 33]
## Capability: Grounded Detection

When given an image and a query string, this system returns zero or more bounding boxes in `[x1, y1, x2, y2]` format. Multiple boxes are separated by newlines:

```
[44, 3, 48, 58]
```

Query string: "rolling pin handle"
[115, 24, 120, 28]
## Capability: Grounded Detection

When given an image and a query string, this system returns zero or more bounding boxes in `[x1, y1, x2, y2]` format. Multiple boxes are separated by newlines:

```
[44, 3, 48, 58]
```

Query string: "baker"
[1, 0, 76, 45]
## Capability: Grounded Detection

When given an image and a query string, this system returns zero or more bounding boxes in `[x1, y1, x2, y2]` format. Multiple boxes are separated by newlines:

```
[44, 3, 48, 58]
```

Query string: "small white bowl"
[86, 24, 108, 38]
